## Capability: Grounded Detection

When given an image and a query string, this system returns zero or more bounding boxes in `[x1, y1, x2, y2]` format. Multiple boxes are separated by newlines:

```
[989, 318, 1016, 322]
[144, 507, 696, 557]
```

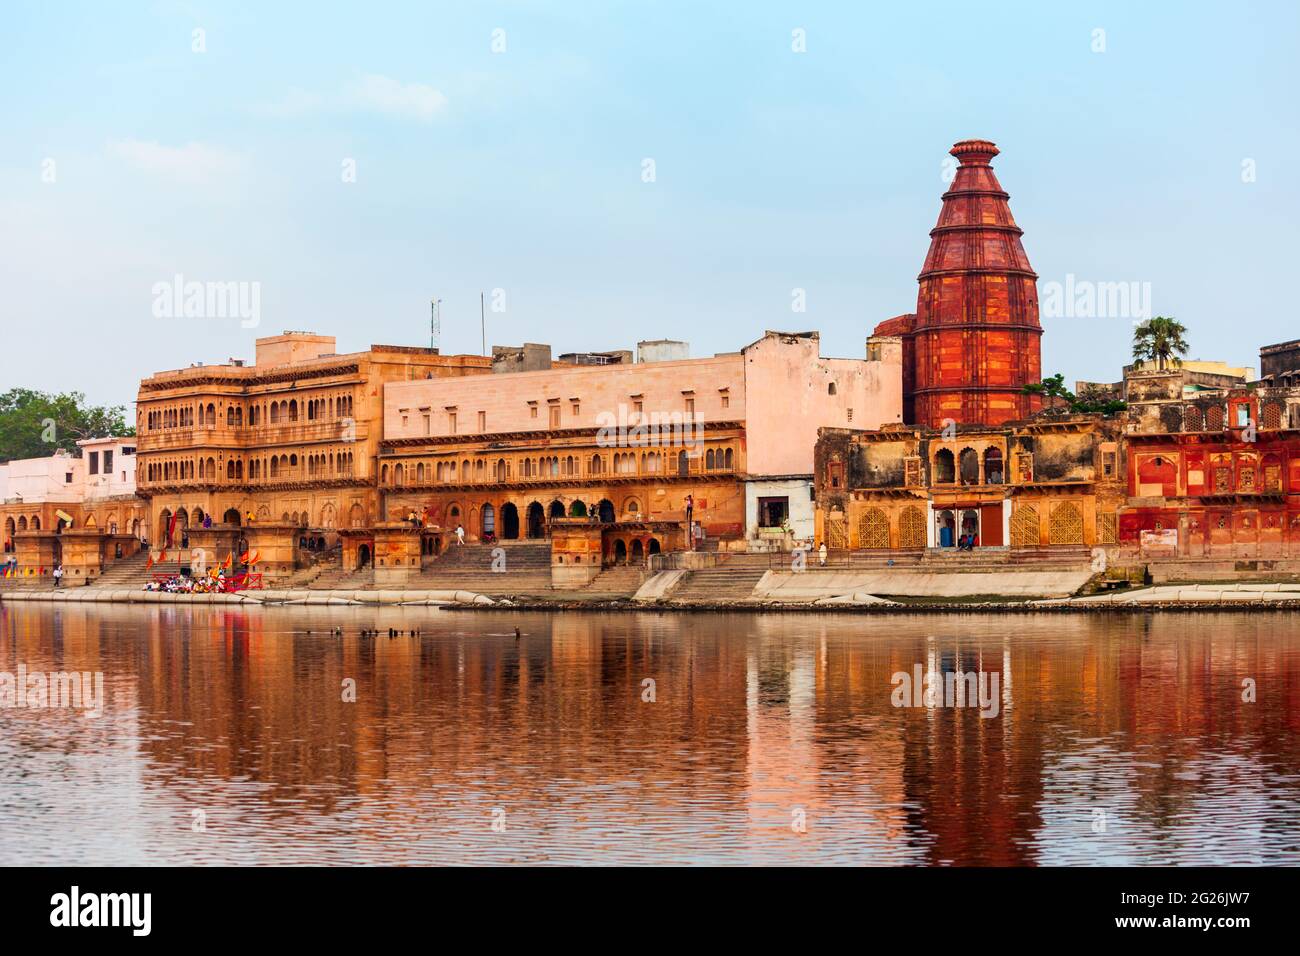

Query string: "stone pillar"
[13, 532, 58, 581]
[186, 526, 243, 574]
[59, 529, 107, 583]
[373, 522, 421, 586]
[552, 526, 603, 588]
[241, 523, 298, 584]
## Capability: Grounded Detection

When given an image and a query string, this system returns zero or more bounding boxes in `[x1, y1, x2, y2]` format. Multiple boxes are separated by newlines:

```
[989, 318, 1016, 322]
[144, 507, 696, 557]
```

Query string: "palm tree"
[1132, 316, 1189, 371]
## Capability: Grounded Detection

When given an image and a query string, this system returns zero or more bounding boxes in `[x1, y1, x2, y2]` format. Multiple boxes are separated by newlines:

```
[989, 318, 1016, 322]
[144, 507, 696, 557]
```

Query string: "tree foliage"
[1132, 316, 1190, 371]
[0, 388, 134, 463]
[1022, 374, 1127, 416]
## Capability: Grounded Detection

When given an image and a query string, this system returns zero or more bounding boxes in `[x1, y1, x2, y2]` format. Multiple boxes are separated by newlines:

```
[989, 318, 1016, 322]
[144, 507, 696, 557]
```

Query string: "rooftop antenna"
[430, 298, 441, 352]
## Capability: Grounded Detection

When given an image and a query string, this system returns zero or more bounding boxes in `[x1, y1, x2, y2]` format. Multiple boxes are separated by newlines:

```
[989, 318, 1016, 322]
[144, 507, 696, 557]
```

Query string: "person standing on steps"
[456, 523, 465, 546]
[818, 541, 827, 567]
[684, 494, 694, 551]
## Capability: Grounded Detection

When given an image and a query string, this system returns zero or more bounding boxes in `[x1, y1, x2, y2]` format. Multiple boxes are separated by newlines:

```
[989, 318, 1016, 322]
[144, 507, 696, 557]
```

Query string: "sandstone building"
[133, 332, 490, 579]
[378, 330, 902, 568]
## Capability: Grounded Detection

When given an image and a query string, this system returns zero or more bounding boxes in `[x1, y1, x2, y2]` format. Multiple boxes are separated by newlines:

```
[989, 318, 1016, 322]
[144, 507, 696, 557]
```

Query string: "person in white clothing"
[455, 524, 465, 546]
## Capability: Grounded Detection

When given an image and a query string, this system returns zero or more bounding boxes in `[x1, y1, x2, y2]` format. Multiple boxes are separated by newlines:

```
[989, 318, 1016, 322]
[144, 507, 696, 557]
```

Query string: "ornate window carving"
[857, 507, 890, 549]
[1010, 506, 1039, 547]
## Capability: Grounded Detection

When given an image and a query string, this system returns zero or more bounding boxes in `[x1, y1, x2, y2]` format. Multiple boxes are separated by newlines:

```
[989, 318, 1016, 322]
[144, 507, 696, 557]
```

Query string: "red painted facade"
[1120, 392, 1300, 557]
[878, 140, 1043, 428]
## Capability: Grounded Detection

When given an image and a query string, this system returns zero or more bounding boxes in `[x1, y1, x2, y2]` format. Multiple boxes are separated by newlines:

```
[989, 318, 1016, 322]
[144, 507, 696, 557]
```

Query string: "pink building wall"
[742, 333, 902, 476]
[385, 354, 746, 440]
[384, 331, 903, 480]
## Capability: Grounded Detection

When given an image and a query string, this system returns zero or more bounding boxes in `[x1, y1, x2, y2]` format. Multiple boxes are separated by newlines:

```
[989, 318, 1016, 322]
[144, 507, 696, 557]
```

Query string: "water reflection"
[0, 604, 1297, 865]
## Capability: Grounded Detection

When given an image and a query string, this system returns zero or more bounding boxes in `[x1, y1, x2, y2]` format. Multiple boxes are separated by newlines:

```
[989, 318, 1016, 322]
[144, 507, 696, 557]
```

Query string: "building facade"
[813, 415, 1126, 552]
[1119, 385, 1300, 558]
[1, 436, 147, 582]
[377, 330, 902, 561]
[134, 332, 490, 579]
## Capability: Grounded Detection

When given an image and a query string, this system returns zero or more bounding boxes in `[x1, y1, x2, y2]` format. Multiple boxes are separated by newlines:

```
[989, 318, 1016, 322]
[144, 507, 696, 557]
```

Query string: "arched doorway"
[357, 544, 372, 568]
[481, 504, 495, 539]
[158, 509, 173, 545]
[648, 538, 661, 555]
[631, 539, 644, 563]
[960, 509, 980, 546]
[501, 503, 520, 540]
[569, 500, 587, 518]
[614, 540, 628, 564]
[223, 508, 241, 525]
[936, 509, 956, 548]
[526, 502, 545, 538]
[548, 500, 566, 520]
[597, 499, 615, 523]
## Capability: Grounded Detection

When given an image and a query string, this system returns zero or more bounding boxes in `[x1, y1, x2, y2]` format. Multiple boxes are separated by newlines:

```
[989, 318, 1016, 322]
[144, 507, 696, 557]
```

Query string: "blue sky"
[2, 0, 1297, 408]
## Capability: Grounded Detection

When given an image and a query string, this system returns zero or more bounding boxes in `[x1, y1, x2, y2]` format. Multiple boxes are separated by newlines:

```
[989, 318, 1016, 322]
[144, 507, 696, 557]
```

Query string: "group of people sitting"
[143, 570, 237, 594]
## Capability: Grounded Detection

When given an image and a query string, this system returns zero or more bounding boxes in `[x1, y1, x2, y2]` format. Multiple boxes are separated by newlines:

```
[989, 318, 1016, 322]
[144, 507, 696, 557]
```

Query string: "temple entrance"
[526, 502, 545, 538]
[648, 538, 661, 555]
[631, 539, 644, 563]
[614, 540, 627, 564]
[357, 544, 372, 568]
[501, 503, 520, 540]
[223, 508, 241, 525]
[960, 509, 980, 547]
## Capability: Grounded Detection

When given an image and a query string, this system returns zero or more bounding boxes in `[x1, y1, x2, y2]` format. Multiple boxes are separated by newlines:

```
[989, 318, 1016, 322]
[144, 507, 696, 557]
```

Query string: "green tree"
[1132, 316, 1189, 371]
[0, 388, 134, 463]
[1022, 375, 1127, 416]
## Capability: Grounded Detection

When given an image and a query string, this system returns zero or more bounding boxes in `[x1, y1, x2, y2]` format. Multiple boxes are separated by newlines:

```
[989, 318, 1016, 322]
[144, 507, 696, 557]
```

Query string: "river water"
[0, 603, 1297, 865]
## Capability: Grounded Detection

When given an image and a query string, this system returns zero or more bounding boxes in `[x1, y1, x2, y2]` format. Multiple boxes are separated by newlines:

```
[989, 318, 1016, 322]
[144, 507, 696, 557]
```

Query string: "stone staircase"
[671, 555, 772, 602]
[282, 548, 342, 588]
[308, 564, 375, 590]
[90, 551, 188, 588]
[407, 541, 554, 595]
[582, 565, 647, 599]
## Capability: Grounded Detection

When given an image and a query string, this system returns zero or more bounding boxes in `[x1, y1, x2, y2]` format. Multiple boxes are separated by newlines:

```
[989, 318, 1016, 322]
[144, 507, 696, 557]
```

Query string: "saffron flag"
[223, 552, 234, 571]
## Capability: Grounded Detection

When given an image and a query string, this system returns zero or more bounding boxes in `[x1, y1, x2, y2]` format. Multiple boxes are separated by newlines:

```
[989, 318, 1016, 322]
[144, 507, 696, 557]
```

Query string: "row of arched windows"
[143, 393, 357, 431]
[141, 447, 357, 485]
[146, 404, 209, 430]
[381, 446, 738, 486]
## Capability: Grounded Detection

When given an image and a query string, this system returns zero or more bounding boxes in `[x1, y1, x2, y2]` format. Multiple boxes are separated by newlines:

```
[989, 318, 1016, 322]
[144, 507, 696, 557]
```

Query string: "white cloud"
[344, 73, 448, 122]
[106, 139, 248, 184]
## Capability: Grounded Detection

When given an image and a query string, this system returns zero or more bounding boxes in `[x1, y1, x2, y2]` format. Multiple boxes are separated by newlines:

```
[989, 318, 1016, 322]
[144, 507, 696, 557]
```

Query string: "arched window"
[934, 449, 955, 484]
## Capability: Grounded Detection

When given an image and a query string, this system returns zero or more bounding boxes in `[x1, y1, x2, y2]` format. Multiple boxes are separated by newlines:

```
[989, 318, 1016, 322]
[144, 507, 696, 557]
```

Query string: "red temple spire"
[881, 139, 1043, 427]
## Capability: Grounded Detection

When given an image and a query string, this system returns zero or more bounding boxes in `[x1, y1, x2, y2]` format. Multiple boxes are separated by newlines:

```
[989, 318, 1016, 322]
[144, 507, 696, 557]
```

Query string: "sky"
[2, 0, 1297, 410]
